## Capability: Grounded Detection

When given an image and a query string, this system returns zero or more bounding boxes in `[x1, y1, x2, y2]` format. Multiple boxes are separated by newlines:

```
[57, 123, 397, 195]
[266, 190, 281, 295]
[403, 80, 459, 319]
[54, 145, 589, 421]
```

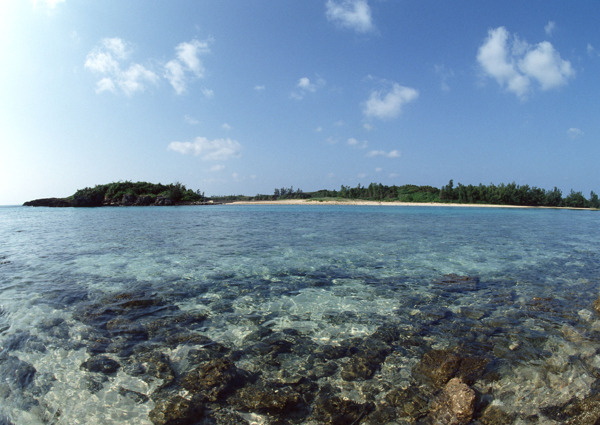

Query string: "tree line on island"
[248, 180, 599, 209]
[23, 181, 206, 207]
[24, 180, 599, 209]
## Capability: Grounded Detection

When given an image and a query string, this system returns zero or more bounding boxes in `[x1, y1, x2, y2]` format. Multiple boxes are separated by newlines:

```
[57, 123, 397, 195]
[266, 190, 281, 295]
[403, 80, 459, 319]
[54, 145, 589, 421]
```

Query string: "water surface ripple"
[1, 205, 599, 424]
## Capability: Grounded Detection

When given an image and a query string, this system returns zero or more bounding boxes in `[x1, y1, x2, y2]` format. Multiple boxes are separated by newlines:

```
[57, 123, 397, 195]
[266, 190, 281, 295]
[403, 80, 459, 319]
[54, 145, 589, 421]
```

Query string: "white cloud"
[375, 167, 382, 172]
[201, 88, 214, 98]
[85, 38, 158, 96]
[315, 126, 323, 133]
[357, 172, 367, 179]
[176, 39, 209, 76]
[95, 77, 115, 94]
[363, 83, 418, 120]
[165, 38, 212, 94]
[347, 138, 368, 149]
[231, 172, 256, 182]
[366, 149, 400, 158]
[210, 164, 225, 172]
[434, 64, 454, 92]
[586, 43, 600, 58]
[298, 77, 316, 92]
[545, 21, 556, 36]
[254, 85, 266, 91]
[184, 115, 199, 125]
[567, 128, 584, 140]
[477, 26, 574, 99]
[222, 123, 232, 131]
[103, 37, 128, 59]
[119, 63, 159, 96]
[168, 137, 241, 161]
[291, 76, 325, 100]
[326, 0, 374, 33]
[164, 60, 186, 94]
[520, 42, 574, 90]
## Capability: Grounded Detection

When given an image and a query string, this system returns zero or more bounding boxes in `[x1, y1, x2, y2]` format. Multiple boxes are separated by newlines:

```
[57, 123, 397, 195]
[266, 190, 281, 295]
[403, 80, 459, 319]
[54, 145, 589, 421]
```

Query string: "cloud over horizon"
[477, 26, 574, 99]
[168, 137, 242, 161]
[363, 83, 418, 120]
[325, 0, 374, 33]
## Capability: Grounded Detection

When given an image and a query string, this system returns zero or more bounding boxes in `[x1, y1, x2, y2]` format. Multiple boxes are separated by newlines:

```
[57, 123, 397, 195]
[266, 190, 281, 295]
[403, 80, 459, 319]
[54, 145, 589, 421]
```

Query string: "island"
[23, 181, 209, 207]
[24, 180, 600, 209]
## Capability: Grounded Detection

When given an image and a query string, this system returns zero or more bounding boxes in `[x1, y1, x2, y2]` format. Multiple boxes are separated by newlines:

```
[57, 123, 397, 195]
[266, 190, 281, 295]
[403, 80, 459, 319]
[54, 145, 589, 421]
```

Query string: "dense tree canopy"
[70, 181, 205, 206]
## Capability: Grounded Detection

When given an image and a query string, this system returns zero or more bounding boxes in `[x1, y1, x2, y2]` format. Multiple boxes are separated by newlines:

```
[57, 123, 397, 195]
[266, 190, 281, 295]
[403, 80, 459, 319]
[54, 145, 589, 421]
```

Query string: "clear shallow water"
[0, 205, 599, 424]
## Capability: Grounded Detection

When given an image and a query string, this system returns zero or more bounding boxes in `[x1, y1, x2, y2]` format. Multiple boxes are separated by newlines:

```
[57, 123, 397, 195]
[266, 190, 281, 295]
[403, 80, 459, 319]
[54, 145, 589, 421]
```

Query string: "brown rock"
[148, 395, 203, 425]
[593, 296, 600, 315]
[479, 405, 515, 424]
[180, 358, 244, 401]
[429, 377, 476, 425]
[413, 349, 489, 388]
[233, 382, 303, 413]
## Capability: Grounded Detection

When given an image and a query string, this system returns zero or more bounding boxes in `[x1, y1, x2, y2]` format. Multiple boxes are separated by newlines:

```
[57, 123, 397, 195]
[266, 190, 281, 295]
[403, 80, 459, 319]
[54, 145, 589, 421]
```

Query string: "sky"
[1, 0, 599, 204]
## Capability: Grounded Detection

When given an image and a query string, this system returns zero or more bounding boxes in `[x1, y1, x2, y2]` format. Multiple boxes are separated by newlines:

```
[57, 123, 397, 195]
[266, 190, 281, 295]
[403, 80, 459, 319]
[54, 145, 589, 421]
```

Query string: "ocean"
[0, 204, 599, 424]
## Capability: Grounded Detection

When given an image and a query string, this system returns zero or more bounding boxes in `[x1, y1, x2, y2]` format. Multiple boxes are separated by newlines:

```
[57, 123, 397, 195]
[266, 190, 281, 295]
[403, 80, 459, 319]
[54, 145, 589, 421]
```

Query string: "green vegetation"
[253, 186, 310, 201]
[226, 180, 600, 209]
[438, 180, 598, 208]
[26, 179, 600, 209]
[70, 181, 205, 206]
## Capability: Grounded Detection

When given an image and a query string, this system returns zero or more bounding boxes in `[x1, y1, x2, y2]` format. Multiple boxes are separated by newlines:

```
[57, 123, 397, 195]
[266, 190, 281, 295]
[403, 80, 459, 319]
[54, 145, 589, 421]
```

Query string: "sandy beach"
[229, 199, 535, 208]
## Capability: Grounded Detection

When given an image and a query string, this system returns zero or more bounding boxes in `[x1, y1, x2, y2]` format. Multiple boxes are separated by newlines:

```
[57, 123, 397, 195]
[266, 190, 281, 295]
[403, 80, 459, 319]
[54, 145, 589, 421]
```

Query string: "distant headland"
[24, 180, 600, 209]
[23, 181, 210, 207]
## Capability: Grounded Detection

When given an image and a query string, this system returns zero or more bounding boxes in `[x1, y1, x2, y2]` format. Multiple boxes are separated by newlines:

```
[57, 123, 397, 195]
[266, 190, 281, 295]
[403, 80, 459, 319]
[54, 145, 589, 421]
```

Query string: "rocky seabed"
[2, 273, 600, 425]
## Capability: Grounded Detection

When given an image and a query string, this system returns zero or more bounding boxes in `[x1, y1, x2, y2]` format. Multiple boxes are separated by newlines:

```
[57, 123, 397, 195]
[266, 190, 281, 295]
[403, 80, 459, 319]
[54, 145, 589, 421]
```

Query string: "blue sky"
[1, 0, 599, 204]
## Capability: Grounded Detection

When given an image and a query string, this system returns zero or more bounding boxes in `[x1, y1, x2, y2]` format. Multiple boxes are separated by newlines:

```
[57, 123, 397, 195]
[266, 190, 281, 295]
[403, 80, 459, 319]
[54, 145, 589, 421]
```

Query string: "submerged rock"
[83, 374, 107, 393]
[0, 353, 37, 391]
[593, 295, 600, 315]
[118, 386, 149, 404]
[428, 377, 476, 425]
[477, 405, 515, 425]
[308, 360, 338, 379]
[180, 358, 246, 402]
[413, 349, 489, 388]
[385, 385, 430, 420]
[341, 356, 380, 381]
[232, 381, 305, 414]
[433, 274, 480, 291]
[339, 336, 392, 382]
[80, 355, 120, 375]
[542, 393, 600, 424]
[314, 344, 349, 361]
[311, 392, 374, 425]
[148, 394, 203, 425]
[129, 351, 176, 386]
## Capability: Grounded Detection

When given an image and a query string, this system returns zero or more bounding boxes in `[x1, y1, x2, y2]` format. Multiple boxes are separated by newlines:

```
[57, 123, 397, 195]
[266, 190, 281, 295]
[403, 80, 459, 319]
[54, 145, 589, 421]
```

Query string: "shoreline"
[229, 199, 594, 210]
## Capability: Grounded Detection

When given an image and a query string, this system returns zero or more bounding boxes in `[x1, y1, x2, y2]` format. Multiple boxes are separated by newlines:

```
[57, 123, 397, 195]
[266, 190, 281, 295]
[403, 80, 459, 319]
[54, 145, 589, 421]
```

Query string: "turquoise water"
[0, 205, 599, 424]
